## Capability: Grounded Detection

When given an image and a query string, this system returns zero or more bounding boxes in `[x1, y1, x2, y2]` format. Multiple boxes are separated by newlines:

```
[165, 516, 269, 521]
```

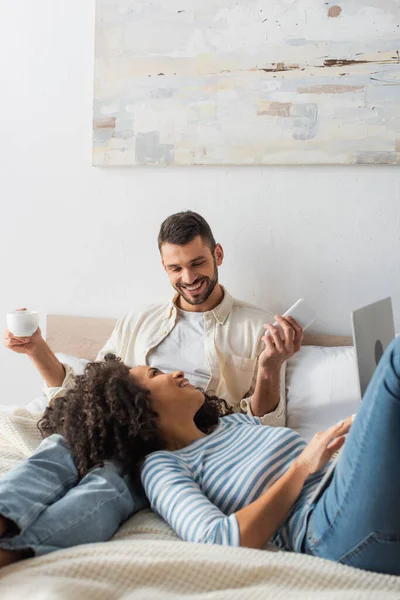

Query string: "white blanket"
[0, 409, 399, 600]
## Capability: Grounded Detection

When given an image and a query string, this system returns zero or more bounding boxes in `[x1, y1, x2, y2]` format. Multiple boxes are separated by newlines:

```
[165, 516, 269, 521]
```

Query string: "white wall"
[1, 0, 400, 406]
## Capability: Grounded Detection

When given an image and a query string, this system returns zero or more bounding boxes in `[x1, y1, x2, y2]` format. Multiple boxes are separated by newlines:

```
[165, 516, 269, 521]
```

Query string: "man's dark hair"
[158, 211, 216, 252]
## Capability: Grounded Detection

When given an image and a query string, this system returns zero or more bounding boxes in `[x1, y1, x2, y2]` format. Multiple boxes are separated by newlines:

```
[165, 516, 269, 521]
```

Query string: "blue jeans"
[0, 434, 148, 556]
[303, 336, 400, 575]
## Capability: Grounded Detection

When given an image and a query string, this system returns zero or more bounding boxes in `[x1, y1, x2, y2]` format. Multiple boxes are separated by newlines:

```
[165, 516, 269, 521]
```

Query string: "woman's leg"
[0, 434, 78, 535]
[0, 461, 147, 558]
[304, 336, 400, 574]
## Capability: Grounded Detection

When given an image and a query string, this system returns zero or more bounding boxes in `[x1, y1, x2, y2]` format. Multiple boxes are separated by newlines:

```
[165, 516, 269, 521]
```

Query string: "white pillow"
[55, 353, 90, 375]
[22, 354, 90, 414]
[286, 346, 362, 442]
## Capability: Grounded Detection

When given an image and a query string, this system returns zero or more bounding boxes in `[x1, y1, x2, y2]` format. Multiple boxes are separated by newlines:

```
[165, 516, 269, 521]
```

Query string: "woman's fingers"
[327, 435, 346, 453]
[324, 416, 353, 440]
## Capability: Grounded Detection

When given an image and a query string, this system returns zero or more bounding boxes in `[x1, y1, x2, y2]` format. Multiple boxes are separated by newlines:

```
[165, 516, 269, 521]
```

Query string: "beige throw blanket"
[0, 409, 399, 600]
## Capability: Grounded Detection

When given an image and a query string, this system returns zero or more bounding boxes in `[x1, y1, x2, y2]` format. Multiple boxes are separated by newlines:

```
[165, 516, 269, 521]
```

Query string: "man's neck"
[176, 284, 224, 313]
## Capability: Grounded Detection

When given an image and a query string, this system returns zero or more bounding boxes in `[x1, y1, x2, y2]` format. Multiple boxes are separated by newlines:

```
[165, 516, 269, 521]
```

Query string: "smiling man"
[5, 211, 302, 424]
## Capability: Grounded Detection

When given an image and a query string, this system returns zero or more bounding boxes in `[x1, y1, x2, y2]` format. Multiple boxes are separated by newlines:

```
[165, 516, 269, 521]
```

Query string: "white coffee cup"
[6, 310, 40, 337]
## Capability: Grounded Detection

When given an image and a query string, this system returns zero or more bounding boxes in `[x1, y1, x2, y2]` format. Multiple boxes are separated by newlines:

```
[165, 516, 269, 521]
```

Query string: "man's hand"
[258, 315, 303, 371]
[4, 327, 44, 357]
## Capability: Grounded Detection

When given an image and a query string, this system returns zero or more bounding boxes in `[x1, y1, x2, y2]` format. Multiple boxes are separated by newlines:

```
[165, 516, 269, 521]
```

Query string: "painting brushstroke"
[93, 0, 400, 166]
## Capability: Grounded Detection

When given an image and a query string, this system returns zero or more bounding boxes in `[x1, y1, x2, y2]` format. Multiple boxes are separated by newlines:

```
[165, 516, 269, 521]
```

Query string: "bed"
[0, 315, 398, 599]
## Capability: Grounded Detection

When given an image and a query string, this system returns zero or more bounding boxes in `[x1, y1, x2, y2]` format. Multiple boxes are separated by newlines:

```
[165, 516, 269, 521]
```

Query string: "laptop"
[308, 297, 396, 505]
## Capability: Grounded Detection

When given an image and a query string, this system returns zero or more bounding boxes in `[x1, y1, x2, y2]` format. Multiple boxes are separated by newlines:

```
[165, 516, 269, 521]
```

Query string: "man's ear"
[214, 243, 224, 267]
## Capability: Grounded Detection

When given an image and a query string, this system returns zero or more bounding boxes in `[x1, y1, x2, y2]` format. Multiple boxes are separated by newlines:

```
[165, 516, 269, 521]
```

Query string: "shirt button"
[162, 330, 167, 335]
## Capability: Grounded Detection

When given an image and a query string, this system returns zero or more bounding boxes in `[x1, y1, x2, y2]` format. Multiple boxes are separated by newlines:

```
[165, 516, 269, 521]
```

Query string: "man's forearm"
[29, 341, 66, 388]
[250, 365, 281, 417]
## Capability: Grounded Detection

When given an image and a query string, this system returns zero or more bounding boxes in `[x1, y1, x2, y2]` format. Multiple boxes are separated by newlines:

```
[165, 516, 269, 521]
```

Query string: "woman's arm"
[236, 418, 353, 548]
[142, 453, 307, 549]
[236, 459, 309, 548]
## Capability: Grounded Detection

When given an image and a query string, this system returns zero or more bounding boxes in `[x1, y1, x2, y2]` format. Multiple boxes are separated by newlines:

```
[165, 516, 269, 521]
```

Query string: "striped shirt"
[141, 413, 328, 551]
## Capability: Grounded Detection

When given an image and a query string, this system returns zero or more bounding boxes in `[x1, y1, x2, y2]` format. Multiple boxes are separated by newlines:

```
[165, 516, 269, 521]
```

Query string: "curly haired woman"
[1, 337, 400, 575]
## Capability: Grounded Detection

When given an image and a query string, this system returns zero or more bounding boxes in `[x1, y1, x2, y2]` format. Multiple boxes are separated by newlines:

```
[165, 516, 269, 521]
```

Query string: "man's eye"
[193, 262, 204, 267]
[171, 268, 181, 273]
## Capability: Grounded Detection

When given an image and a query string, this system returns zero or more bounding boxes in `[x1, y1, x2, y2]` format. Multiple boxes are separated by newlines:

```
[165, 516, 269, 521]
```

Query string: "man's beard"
[175, 260, 218, 306]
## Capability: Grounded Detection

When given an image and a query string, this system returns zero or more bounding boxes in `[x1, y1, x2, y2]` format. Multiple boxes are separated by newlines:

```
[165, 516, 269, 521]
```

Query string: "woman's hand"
[295, 415, 354, 476]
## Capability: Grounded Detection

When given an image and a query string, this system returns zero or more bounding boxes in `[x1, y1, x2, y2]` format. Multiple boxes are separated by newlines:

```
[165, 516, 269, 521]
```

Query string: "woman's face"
[129, 366, 205, 416]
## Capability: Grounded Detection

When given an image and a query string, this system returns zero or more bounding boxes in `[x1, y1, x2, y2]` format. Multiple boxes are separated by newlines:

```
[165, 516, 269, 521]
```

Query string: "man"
[5, 211, 303, 425]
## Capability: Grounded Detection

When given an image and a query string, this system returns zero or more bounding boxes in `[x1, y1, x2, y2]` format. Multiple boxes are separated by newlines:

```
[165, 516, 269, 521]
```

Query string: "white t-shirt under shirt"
[147, 307, 211, 390]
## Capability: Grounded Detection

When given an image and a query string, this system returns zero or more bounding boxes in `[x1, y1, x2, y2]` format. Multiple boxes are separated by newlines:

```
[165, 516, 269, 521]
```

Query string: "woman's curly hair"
[38, 354, 232, 480]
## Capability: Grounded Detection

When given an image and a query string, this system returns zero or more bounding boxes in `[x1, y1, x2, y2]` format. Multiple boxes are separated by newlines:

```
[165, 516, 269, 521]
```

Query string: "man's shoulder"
[121, 299, 171, 323]
[230, 296, 274, 323]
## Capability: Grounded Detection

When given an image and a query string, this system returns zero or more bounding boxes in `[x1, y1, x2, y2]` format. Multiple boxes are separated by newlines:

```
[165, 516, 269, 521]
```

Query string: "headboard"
[46, 315, 352, 360]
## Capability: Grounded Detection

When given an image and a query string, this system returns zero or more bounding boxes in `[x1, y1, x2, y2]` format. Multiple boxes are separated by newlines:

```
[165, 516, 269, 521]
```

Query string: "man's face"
[161, 236, 224, 306]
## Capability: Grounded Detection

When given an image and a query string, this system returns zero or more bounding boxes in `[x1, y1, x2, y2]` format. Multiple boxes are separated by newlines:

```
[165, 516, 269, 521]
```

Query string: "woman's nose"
[172, 370, 184, 379]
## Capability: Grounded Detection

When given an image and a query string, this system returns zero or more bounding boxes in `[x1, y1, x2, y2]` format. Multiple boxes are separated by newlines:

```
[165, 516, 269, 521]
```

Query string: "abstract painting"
[93, 1, 400, 166]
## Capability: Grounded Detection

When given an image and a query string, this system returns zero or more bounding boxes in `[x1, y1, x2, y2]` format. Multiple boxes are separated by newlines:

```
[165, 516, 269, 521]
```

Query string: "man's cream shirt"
[45, 288, 286, 426]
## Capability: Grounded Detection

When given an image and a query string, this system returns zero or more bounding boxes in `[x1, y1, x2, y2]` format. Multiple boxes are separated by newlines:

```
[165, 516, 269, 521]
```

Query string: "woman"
[1, 338, 400, 574]
[133, 344, 400, 575]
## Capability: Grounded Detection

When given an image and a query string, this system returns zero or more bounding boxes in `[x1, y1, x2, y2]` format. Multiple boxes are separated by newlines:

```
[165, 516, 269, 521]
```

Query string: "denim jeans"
[0, 434, 148, 556]
[303, 336, 400, 575]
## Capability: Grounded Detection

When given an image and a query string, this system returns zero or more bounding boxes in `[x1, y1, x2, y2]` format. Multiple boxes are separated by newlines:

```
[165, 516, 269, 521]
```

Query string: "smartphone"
[271, 298, 318, 332]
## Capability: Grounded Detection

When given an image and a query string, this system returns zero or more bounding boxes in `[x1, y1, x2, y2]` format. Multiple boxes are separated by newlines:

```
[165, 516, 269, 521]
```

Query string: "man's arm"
[4, 328, 66, 388]
[28, 338, 66, 387]
[250, 363, 281, 417]
[246, 315, 303, 419]
[4, 314, 126, 391]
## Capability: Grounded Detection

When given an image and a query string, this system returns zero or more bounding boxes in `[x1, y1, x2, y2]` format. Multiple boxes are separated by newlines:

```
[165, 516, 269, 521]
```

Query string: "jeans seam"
[26, 488, 132, 546]
[338, 532, 375, 562]
[339, 531, 400, 564]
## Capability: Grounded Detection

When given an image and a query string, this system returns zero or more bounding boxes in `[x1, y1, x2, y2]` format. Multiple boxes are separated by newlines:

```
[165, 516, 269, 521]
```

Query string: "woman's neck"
[162, 420, 207, 451]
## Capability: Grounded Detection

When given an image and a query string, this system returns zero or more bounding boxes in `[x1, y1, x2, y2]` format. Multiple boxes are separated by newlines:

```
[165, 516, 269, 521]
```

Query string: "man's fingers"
[4, 331, 30, 345]
[274, 315, 294, 336]
[6, 340, 29, 347]
[274, 315, 294, 352]
[286, 316, 303, 335]
[263, 324, 284, 352]
[286, 316, 304, 349]
[262, 334, 276, 352]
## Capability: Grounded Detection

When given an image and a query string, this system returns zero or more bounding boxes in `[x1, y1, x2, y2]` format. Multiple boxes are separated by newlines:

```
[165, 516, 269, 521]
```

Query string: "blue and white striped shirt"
[141, 414, 328, 551]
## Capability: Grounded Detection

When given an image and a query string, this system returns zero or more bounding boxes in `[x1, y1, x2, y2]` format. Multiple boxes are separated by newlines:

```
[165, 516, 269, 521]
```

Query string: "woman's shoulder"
[141, 449, 186, 477]
[220, 412, 263, 427]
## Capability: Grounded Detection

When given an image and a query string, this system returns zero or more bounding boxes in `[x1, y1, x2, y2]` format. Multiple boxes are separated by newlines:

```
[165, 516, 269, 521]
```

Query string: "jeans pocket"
[339, 532, 400, 575]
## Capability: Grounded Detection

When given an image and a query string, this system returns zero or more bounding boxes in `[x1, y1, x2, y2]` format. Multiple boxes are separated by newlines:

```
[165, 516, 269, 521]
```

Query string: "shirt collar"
[164, 286, 233, 325]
